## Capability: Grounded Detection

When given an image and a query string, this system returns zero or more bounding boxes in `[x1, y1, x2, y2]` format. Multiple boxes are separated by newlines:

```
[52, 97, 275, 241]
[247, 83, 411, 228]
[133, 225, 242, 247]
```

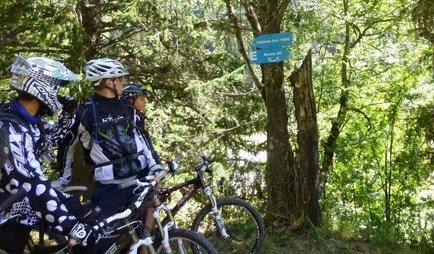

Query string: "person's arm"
[132, 108, 162, 173]
[142, 129, 161, 164]
[55, 110, 82, 186]
[4, 122, 77, 233]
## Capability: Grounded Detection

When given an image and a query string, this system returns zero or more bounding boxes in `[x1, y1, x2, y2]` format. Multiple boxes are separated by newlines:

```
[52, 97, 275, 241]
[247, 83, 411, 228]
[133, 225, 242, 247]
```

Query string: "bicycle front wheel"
[191, 197, 265, 254]
[155, 228, 218, 254]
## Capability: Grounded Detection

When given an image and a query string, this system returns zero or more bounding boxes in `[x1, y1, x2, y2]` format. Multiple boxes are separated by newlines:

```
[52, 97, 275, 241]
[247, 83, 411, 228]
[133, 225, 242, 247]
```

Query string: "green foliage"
[289, 0, 434, 247]
[0, 0, 432, 249]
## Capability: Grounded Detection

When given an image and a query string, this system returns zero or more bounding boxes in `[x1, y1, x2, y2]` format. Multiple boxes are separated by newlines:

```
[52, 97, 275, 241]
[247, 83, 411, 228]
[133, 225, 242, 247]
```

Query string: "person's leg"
[0, 221, 31, 254]
[91, 183, 136, 254]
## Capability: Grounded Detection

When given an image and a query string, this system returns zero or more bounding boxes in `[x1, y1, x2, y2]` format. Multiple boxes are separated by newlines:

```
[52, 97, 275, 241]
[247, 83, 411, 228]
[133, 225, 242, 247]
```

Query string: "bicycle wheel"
[191, 197, 265, 254]
[155, 228, 218, 254]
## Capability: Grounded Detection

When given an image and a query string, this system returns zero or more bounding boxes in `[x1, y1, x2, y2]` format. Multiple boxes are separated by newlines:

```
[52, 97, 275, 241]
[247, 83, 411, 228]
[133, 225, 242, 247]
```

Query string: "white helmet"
[9, 55, 80, 88]
[84, 58, 129, 86]
[8, 55, 80, 115]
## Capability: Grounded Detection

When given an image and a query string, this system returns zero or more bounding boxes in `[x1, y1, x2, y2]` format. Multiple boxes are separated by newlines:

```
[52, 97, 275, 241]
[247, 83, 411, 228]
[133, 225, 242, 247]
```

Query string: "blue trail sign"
[250, 48, 291, 64]
[251, 33, 293, 49]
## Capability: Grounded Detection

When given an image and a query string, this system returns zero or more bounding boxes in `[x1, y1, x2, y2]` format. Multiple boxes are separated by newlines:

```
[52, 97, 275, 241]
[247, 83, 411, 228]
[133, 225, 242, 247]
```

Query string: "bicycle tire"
[191, 197, 265, 254]
[155, 228, 218, 254]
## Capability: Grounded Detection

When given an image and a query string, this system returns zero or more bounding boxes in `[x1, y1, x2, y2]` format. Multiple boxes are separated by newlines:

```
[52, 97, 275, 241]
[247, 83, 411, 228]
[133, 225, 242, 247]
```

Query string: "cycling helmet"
[8, 55, 80, 115]
[121, 83, 149, 100]
[84, 58, 129, 86]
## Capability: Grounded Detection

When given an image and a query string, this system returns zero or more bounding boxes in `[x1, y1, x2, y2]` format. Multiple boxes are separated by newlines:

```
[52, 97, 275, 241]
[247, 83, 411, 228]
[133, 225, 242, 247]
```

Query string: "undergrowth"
[260, 221, 434, 254]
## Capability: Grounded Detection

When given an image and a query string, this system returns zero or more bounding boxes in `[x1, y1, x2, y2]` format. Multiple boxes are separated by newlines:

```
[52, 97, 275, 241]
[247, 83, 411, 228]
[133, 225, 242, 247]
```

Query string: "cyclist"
[54, 58, 164, 253]
[121, 83, 162, 243]
[121, 83, 161, 165]
[0, 55, 98, 254]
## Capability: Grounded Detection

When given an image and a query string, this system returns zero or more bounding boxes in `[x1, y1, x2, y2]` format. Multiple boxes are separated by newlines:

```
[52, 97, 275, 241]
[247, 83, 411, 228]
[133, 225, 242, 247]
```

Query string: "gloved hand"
[148, 164, 165, 176]
[58, 95, 78, 115]
[148, 164, 167, 182]
[69, 222, 99, 247]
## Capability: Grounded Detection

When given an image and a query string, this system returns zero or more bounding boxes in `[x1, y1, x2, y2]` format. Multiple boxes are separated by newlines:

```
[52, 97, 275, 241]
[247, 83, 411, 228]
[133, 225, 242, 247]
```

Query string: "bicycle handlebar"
[119, 176, 153, 189]
[119, 169, 167, 189]
[59, 185, 88, 193]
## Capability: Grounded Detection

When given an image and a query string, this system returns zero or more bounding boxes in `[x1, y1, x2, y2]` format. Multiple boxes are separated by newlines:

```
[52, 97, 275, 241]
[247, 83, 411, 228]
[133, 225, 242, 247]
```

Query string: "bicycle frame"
[162, 178, 202, 217]
[161, 160, 230, 238]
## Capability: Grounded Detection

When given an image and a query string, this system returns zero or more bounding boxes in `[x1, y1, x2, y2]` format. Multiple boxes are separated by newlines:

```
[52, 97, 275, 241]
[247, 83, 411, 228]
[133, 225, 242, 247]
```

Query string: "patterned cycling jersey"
[57, 94, 157, 185]
[0, 102, 77, 232]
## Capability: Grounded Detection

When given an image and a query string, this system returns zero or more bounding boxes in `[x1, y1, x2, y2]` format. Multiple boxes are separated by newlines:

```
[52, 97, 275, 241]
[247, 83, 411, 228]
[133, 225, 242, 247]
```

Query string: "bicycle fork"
[155, 203, 187, 254]
[204, 186, 230, 239]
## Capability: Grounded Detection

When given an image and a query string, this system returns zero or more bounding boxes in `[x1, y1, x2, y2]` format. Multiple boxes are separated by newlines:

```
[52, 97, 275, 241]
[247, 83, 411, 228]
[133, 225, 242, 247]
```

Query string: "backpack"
[85, 99, 141, 171]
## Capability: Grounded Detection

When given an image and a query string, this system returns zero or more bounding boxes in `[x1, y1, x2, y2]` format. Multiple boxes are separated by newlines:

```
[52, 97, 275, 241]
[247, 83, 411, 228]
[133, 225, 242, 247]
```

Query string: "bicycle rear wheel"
[155, 228, 217, 254]
[191, 197, 265, 254]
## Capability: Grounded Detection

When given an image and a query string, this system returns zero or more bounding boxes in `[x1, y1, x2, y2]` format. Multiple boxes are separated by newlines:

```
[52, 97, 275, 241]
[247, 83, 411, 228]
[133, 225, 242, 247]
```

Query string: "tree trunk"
[67, 0, 102, 198]
[290, 50, 322, 226]
[257, 0, 295, 227]
[263, 60, 295, 226]
[225, 0, 319, 228]
[321, 0, 351, 176]
[76, 0, 102, 61]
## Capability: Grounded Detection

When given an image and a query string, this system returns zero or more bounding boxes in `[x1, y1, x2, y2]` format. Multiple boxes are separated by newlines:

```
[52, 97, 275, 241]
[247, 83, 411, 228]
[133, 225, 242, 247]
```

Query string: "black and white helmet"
[8, 55, 80, 115]
[84, 58, 129, 86]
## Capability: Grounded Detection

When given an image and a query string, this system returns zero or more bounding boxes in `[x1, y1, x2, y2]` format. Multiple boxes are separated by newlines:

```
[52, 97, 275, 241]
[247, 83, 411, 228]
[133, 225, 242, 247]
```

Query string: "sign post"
[249, 32, 293, 64]
[250, 48, 292, 65]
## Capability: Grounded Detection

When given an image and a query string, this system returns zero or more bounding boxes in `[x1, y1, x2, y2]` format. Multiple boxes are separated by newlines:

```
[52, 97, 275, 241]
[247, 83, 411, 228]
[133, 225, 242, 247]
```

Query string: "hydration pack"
[85, 99, 143, 178]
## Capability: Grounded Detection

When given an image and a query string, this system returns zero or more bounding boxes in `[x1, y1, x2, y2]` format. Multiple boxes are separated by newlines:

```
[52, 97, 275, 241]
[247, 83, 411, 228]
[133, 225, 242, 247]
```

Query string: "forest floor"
[261, 232, 433, 254]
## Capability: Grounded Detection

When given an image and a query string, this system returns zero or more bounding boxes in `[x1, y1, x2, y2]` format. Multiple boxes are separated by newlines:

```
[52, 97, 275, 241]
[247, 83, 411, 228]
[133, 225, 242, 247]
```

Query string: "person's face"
[113, 77, 124, 95]
[105, 77, 124, 96]
[133, 95, 147, 112]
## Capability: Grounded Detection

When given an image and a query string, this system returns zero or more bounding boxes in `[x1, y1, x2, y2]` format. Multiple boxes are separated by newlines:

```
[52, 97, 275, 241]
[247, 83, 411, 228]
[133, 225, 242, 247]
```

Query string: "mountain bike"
[0, 171, 218, 254]
[160, 155, 265, 254]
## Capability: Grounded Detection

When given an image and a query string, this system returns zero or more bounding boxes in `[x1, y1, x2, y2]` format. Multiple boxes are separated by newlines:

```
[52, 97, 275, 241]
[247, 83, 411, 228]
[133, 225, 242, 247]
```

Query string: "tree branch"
[224, 0, 265, 100]
[277, 0, 292, 24]
[216, 87, 257, 97]
[348, 107, 372, 129]
[210, 120, 263, 134]
[242, 3, 261, 36]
